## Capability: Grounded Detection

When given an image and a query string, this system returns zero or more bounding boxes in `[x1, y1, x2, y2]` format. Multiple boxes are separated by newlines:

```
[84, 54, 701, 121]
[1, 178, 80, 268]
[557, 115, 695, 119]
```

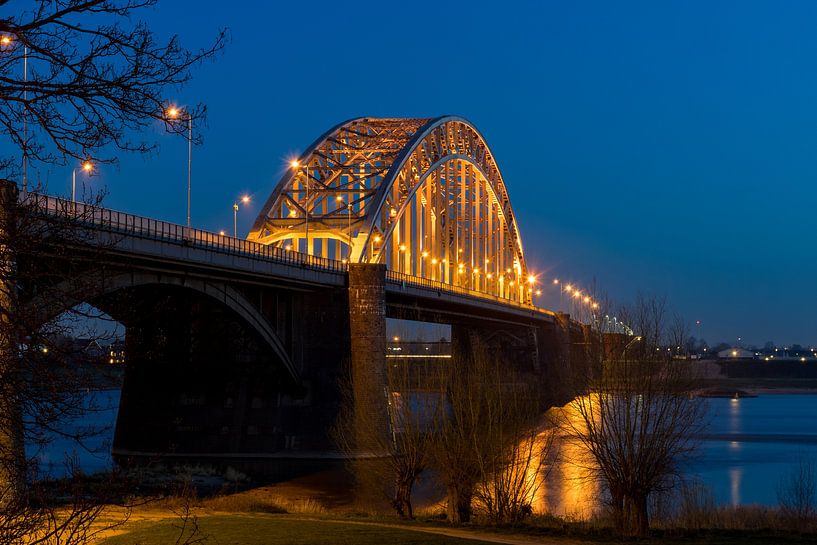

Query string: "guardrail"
[385, 270, 548, 314]
[23, 193, 550, 314]
[23, 193, 349, 274]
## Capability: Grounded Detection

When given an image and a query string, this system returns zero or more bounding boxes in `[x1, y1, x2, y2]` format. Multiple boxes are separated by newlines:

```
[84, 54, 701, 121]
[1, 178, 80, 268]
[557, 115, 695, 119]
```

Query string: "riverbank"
[700, 377, 817, 393]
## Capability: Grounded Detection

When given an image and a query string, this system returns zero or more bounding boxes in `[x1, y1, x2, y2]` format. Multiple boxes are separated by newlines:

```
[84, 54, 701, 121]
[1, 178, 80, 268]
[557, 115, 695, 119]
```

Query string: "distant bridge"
[9, 117, 596, 475]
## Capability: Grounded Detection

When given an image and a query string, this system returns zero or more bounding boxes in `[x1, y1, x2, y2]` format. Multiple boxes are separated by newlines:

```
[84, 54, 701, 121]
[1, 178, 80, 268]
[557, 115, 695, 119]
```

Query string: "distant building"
[108, 340, 126, 365]
[717, 347, 755, 360]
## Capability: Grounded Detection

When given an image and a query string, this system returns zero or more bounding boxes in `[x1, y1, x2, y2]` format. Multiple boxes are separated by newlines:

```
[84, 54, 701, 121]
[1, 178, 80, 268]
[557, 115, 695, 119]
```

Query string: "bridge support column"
[546, 312, 574, 406]
[346, 264, 389, 452]
[0, 179, 24, 502]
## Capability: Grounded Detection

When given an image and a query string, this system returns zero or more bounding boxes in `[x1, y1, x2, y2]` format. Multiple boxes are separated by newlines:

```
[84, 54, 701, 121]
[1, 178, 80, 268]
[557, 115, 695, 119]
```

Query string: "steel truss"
[248, 116, 532, 303]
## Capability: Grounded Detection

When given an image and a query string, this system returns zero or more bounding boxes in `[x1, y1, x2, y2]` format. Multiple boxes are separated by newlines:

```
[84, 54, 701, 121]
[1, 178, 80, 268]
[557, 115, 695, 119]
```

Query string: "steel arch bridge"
[248, 116, 533, 304]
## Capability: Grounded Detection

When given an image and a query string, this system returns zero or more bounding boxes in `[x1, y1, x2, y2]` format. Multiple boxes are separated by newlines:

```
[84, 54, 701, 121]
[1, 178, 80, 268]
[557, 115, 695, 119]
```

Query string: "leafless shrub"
[777, 456, 817, 530]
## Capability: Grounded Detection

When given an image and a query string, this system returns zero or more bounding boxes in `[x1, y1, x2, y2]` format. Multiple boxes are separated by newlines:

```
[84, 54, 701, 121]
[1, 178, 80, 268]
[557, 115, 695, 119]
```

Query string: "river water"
[540, 394, 817, 516]
[29, 391, 817, 515]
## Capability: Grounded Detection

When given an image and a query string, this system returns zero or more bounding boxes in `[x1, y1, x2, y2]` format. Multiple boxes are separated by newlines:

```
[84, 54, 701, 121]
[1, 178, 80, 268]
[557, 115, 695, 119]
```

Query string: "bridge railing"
[23, 193, 550, 314]
[23, 193, 349, 274]
[385, 270, 546, 314]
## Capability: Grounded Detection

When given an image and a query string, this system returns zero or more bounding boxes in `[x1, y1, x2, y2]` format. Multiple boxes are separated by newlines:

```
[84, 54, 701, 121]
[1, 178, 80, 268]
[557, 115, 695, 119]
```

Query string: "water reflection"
[532, 395, 817, 516]
[729, 467, 743, 506]
[35, 390, 817, 515]
[538, 434, 600, 517]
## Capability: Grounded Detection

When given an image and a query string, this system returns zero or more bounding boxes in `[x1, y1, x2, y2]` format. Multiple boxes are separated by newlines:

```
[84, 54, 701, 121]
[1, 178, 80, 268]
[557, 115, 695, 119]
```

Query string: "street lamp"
[72, 160, 93, 204]
[2, 34, 28, 193]
[165, 106, 193, 227]
[233, 195, 250, 237]
[336, 195, 353, 261]
[290, 159, 309, 253]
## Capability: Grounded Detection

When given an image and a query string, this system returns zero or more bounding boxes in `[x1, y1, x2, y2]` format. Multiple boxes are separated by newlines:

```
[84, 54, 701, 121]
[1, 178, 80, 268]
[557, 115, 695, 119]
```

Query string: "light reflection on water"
[32, 391, 817, 514]
[537, 394, 817, 515]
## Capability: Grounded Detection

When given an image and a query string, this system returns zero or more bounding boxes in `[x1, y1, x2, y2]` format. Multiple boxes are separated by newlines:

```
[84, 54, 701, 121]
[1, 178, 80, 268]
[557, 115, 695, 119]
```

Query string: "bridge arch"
[248, 116, 533, 303]
[27, 272, 300, 383]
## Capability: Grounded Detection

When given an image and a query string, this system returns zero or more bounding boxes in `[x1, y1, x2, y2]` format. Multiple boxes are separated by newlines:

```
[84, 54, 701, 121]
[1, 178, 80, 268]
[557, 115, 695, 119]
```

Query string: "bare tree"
[559, 294, 707, 536]
[0, 0, 227, 175]
[0, 184, 144, 544]
[334, 352, 433, 519]
[432, 338, 552, 524]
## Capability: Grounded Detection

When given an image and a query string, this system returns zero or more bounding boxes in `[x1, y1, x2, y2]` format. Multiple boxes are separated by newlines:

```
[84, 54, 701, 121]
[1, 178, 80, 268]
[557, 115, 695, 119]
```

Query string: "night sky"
[25, 1, 817, 347]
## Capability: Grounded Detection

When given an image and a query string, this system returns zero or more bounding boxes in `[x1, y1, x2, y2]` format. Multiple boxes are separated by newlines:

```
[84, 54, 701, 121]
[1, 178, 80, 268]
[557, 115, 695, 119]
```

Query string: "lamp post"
[233, 195, 250, 237]
[335, 195, 353, 261]
[290, 160, 309, 253]
[72, 160, 93, 204]
[2, 34, 28, 193]
[166, 106, 193, 227]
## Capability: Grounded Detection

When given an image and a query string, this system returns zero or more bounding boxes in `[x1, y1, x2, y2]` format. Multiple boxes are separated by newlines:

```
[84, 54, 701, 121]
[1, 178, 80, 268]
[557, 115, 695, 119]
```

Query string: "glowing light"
[574, 291, 581, 299]
[0, 36, 11, 46]
[592, 302, 599, 309]
[336, 195, 343, 202]
[82, 161, 93, 172]
[553, 279, 559, 285]
[583, 296, 590, 303]
[241, 195, 250, 204]
[527, 275, 536, 284]
[566, 284, 572, 291]
[393, 336, 400, 342]
[390, 207, 397, 217]
[218, 230, 225, 236]
[374, 235, 382, 242]
[535, 289, 542, 296]
[422, 251, 429, 258]
[487, 273, 493, 279]
[285, 244, 292, 251]
[41, 347, 48, 354]
[166, 106, 181, 119]
[431, 258, 438, 265]
[399, 244, 406, 252]
[290, 159, 300, 168]
[288, 210, 296, 217]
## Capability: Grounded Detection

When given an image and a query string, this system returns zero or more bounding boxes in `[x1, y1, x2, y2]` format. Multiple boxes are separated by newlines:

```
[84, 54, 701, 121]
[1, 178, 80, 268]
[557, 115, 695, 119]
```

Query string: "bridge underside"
[101, 266, 585, 477]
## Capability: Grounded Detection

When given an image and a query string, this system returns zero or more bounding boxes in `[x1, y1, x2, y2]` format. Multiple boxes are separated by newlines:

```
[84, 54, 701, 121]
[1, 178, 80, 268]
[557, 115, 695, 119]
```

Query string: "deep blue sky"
[31, 1, 817, 347]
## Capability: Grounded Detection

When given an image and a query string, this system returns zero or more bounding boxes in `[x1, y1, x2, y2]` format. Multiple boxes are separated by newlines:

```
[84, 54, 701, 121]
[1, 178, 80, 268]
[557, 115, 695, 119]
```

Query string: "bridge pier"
[346, 264, 389, 451]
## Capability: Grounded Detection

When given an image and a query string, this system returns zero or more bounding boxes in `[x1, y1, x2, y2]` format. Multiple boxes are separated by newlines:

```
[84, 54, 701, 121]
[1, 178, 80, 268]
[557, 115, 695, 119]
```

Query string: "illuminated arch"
[248, 116, 532, 303]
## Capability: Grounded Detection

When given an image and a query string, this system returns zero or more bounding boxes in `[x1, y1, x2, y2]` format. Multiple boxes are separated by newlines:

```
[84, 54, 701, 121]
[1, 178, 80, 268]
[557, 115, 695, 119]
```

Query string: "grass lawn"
[98, 512, 817, 545]
[99, 514, 494, 545]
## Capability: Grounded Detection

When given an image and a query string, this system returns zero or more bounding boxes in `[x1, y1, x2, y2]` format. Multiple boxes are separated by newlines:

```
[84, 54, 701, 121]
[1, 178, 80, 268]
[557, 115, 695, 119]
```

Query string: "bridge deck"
[25, 193, 556, 320]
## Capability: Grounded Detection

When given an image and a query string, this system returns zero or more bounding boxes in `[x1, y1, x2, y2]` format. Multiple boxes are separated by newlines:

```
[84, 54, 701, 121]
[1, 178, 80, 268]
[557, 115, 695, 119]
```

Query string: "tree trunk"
[447, 483, 472, 524]
[609, 488, 625, 535]
[622, 492, 650, 537]
[0, 179, 23, 505]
